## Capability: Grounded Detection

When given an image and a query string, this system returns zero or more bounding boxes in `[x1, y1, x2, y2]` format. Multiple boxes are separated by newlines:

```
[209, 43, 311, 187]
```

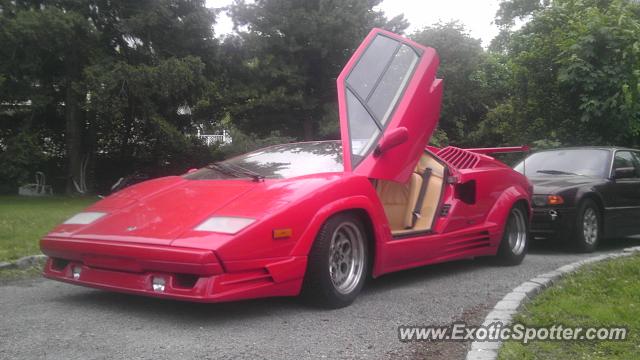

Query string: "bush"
[219, 128, 296, 158]
[0, 133, 44, 194]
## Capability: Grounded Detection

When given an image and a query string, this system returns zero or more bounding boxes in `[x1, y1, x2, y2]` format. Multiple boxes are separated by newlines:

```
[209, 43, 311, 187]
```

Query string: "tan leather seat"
[377, 151, 446, 234]
[376, 173, 423, 231]
[411, 154, 445, 231]
[415, 153, 445, 177]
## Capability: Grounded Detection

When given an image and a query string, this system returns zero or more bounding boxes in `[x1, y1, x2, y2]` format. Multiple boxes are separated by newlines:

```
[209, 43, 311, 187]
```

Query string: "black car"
[514, 147, 640, 252]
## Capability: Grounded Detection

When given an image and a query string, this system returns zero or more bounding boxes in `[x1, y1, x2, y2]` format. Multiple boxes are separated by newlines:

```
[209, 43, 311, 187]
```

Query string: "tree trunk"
[120, 93, 134, 170]
[65, 84, 84, 194]
[303, 117, 314, 141]
[85, 108, 97, 193]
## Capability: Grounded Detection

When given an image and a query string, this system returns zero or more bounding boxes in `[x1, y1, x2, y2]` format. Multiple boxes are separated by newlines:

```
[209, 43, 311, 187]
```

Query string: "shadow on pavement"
[528, 235, 640, 254]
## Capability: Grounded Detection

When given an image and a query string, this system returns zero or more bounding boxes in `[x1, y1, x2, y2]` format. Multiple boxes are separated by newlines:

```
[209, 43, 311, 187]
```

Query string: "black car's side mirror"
[614, 167, 636, 179]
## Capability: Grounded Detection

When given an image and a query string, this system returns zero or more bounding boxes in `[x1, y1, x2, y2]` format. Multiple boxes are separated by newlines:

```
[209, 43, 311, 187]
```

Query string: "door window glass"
[368, 45, 419, 125]
[347, 35, 398, 99]
[614, 151, 640, 178]
[344, 34, 420, 166]
[347, 89, 380, 159]
[630, 152, 640, 177]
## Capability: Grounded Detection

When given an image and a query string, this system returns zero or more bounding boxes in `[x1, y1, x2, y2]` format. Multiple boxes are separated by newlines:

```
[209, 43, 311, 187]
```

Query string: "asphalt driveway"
[1, 238, 638, 360]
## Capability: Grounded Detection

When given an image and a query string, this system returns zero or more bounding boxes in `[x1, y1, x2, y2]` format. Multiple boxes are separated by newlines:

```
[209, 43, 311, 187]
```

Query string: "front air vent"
[51, 258, 70, 271]
[440, 204, 451, 217]
[173, 274, 200, 289]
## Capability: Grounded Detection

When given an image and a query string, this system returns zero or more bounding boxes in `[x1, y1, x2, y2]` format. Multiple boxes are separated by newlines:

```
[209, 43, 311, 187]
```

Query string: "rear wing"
[465, 146, 530, 155]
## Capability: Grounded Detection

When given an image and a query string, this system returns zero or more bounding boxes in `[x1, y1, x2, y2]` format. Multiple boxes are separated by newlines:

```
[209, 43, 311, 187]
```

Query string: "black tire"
[301, 213, 369, 309]
[496, 203, 529, 266]
[573, 199, 601, 253]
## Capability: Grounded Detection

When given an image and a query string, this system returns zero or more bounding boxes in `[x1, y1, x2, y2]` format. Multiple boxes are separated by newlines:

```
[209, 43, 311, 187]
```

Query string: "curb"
[465, 246, 640, 360]
[0, 254, 47, 271]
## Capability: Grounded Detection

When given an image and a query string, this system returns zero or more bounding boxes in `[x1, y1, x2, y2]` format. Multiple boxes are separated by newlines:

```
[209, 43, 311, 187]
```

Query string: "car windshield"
[184, 141, 344, 180]
[514, 149, 610, 178]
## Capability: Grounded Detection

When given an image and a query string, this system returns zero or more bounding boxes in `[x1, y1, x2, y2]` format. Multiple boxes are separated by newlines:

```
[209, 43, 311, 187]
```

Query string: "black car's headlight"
[532, 195, 547, 207]
[533, 195, 564, 207]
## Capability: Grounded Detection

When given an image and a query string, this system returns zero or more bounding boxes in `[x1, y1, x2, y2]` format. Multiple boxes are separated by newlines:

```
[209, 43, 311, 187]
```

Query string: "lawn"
[0, 196, 96, 262]
[499, 253, 640, 360]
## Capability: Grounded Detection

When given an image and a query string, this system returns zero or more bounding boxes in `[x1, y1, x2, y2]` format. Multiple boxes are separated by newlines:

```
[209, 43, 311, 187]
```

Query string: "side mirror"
[614, 167, 636, 179]
[374, 127, 409, 157]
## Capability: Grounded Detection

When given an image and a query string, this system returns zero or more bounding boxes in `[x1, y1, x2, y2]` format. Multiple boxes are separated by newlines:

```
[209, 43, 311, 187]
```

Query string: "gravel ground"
[1, 238, 638, 360]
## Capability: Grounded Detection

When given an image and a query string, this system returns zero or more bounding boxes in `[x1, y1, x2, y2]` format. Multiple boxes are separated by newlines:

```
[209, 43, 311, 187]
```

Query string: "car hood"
[49, 174, 343, 247]
[51, 176, 260, 244]
[529, 175, 598, 194]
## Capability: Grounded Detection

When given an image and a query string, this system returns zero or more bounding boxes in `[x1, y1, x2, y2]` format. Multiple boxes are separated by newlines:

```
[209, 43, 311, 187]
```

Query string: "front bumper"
[530, 207, 576, 240]
[41, 237, 306, 302]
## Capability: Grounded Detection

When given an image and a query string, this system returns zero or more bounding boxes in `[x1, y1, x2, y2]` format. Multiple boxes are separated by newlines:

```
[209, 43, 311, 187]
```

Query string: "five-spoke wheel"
[302, 213, 368, 308]
[329, 222, 365, 295]
[574, 199, 601, 252]
[496, 203, 529, 265]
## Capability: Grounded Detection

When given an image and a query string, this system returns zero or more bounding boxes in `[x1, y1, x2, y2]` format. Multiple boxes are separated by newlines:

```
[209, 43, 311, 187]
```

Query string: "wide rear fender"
[485, 185, 532, 246]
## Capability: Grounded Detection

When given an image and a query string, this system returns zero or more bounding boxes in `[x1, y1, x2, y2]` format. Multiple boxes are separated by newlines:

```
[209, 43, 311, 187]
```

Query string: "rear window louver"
[436, 146, 480, 169]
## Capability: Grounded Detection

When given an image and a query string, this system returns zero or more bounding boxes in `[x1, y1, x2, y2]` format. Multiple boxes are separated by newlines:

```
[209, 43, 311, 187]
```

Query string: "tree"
[0, 0, 223, 193]
[1, 1, 99, 193]
[412, 22, 484, 144]
[225, 0, 408, 140]
[82, 0, 221, 181]
[495, 0, 550, 27]
[482, 0, 640, 147]
[554, 0, 640, 145]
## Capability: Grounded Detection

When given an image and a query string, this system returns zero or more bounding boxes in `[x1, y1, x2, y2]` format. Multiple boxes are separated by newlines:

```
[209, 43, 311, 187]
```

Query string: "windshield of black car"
[514, 149, 609, 178]
[184, 141, 344, 180]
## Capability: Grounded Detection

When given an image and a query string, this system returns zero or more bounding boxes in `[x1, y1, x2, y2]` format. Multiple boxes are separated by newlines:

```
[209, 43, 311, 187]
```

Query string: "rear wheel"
[496, 204, 529, 265]
[302, 213, 369, 308]
[573, 199, 601, 253]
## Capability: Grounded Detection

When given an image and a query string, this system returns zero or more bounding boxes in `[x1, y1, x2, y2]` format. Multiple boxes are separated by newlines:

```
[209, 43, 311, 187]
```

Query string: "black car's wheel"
[573, 199, 601, 253]
[496, 203, 529, 265]
[302, 213, 369, 308]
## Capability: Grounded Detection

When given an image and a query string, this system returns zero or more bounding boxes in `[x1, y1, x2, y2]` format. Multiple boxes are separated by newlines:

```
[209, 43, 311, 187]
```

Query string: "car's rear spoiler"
[465, 146, 530, 155]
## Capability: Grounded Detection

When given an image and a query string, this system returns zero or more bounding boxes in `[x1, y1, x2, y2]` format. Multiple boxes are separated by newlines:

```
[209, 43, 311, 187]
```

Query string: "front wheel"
[573, 199, 601, 253]
[301, 213, 369, 308]
[496, 204, 529, 265]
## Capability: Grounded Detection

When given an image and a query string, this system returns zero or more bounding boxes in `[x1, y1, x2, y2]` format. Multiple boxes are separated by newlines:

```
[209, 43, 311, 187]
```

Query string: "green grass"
[0, 196, 96, 262]
[499, 254, 640, 360]
[0, 265, 44, 281]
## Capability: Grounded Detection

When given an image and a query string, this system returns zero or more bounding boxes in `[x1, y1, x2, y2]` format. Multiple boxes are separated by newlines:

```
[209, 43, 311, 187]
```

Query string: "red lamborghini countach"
[40, 29, 532, 308]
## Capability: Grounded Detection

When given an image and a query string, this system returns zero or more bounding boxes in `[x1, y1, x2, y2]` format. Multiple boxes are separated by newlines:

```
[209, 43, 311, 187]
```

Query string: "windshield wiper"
[536, 169, 578, 175]
[206, 163, 238, 178]
[207, 163, 264, 182]
[225, 163, 265, 182]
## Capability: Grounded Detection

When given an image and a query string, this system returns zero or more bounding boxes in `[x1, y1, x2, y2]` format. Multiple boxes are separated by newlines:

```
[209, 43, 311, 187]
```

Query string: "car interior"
[375, 150, 446, 236]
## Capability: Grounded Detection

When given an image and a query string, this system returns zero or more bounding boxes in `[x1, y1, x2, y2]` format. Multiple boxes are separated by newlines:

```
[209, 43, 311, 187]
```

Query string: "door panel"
[338, 28, 443, 183]
[608, 151, 640, 235]
[630, 152, 640, 234]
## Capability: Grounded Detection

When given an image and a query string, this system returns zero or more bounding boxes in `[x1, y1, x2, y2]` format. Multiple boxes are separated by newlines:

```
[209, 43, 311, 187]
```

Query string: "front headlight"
[63, 211, 107, 225]
[194, 216, 256, 234]
[532, 195, 548, 207]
